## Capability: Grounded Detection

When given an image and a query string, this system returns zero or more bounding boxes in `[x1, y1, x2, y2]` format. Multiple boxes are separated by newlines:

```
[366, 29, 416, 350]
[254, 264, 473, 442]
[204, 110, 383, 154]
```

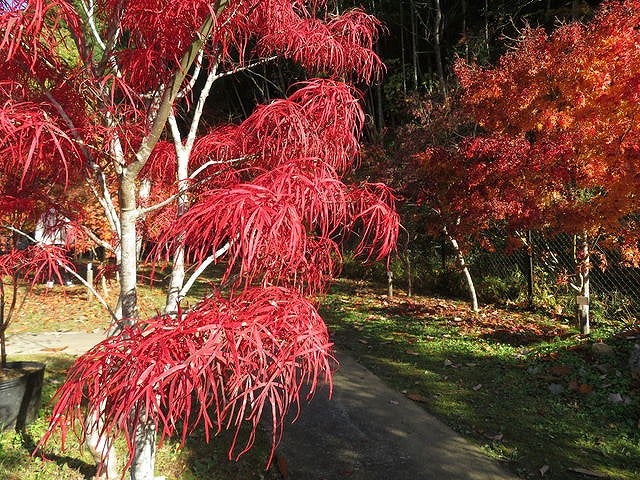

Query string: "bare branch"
[189, 155, 249, 180]
[80, 0, 107, 51]
[185, 64, 219, 150]
[177, 242, 230, 304]
[176, 49, 205, 100]
[136, 191, 181, 217]
[2, 226, 117, 322]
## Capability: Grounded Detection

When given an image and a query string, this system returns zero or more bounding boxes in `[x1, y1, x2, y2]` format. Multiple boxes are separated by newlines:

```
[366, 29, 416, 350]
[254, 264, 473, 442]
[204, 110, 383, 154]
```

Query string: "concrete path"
[6, 330, 107, 355]
[8, 332, 518, 480]
[277, 352, 517, 480]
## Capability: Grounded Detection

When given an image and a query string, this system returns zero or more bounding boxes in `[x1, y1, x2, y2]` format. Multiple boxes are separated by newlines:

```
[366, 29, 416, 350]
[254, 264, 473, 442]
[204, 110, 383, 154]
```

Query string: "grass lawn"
[323, 279, 640, 480]
[3, 273, 639, 479]
[0, 273, 281, 480]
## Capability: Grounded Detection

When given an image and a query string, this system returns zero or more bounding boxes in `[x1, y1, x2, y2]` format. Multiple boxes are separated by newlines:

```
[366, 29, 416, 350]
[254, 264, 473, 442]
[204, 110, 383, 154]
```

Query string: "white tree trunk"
[575, 232, 590, 335]
[130, 421, 158, 480]
[137, 180, 151, 260]
[444, 227, 479, 312]
[119, 174, 160, 480]
[165, 246, 185, 315]
[164, 150, 189, 314]
[85, 406, 119, 480]
[433, 0, 448, 99]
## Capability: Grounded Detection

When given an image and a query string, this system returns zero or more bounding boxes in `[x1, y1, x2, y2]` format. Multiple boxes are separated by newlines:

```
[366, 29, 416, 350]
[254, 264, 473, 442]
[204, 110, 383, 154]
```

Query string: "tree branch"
[130, 4, 227, 178]
[3, 226, 117, 322]
[80, 0, 106, 51]
[189, 155, 249, 180]
[81, 225, 116, 254]
[178, 242, 231, 301]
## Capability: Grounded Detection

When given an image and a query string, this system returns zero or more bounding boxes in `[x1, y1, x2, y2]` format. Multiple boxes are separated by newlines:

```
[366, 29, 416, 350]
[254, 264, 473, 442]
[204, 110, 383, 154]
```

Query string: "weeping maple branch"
[40, 286, 334, 469]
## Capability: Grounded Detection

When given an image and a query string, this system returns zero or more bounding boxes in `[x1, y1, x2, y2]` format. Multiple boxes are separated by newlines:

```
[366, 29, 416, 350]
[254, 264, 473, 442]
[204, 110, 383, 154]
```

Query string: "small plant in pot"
[0, 224, 75, 431]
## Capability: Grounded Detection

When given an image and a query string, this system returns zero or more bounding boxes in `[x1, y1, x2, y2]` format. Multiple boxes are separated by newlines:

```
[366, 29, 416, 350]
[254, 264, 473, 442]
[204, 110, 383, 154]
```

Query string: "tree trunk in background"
[433, 0, 447, 99]
[527, 230, 535, 307]
[461, 0, 469, 62]
[404, 250, 413, 297]
[444, 227, 479, 312]
[374, 48, 385, 127]
[410, 0, 419, 89]
[575, 232, 590, 335]
[484, 0, 490, 59]
[400, 0, 407, 95]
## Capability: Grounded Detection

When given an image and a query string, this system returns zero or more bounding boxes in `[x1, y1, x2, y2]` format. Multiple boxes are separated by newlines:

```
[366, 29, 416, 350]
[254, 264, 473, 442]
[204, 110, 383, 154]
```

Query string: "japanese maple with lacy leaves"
[0, 0, 399, 478]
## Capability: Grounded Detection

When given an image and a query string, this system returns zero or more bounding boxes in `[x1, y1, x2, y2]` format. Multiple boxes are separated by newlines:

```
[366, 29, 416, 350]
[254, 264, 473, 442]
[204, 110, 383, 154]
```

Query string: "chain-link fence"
[469, 231, 640, 324]
[344, 227, 640, 324]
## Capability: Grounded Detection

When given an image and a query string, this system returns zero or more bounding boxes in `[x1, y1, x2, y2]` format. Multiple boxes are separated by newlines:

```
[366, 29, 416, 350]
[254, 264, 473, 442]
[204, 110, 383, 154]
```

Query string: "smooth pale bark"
[404, 249, 413, 297]
[164, 63, 220, 315]
[444, 227, 479, 312]
[118, 175, 139, 325]
[574, 232, 590, 335]
[164, 151, 189, 315]
[85, 406, 119, 480]
[137, 180, 151, 260]
[130, 421, 159, 480]
[117, 172, 160, 480]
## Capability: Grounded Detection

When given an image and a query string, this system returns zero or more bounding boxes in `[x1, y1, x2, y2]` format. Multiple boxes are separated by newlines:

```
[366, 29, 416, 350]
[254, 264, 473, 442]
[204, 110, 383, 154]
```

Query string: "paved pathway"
[277, 352, 517, 480]
[7, 332, 518, 480]
[6, 330, 107, 355]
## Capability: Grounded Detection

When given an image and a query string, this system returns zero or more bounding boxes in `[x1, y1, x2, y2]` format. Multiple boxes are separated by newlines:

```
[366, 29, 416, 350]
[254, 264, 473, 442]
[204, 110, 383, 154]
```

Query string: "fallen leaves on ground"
[349, 287, 571, 346]
[10, 282, 165, 333]
[405, 392, 429, 403]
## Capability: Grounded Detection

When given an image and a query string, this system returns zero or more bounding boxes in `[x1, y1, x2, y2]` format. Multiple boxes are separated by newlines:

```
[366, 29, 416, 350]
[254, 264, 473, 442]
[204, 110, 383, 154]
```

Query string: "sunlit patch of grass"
[323, 279, 640, 480]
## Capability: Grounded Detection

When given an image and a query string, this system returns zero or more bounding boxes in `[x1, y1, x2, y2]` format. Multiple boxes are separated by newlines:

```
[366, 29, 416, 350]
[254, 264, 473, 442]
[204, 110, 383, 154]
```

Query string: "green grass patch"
[323, 279, 640, 480]
[0, 354, 280, 480]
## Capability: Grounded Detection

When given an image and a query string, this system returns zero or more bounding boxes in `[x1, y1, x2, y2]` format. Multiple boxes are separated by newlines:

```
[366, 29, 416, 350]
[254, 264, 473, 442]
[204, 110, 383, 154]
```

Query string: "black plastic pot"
[0, 361, 45, 431]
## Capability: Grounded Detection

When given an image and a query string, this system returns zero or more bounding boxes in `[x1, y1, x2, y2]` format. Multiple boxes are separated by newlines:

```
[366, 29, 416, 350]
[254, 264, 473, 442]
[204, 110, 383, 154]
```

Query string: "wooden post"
[387, 270, 394, 298]
[577, 294, 590, 335]
[87, 262, 94, 300]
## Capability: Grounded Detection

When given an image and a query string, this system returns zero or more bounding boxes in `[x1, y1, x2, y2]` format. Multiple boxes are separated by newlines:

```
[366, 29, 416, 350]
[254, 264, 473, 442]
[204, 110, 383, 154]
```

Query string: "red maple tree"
[403, 0, 640, 323]
[0, 1, 399, 478]
[451, 0, 640, 331]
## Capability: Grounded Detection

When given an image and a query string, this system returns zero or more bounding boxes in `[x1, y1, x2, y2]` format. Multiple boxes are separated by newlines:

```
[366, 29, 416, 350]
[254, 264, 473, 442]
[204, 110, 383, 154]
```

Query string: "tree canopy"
[0, 0, 399, 478]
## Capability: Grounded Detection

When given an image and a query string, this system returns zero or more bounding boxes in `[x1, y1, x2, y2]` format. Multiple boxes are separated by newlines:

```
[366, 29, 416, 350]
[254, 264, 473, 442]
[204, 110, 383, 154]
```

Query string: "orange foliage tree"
[452, 0, 640, 331]
[1, 1, 399, 478]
